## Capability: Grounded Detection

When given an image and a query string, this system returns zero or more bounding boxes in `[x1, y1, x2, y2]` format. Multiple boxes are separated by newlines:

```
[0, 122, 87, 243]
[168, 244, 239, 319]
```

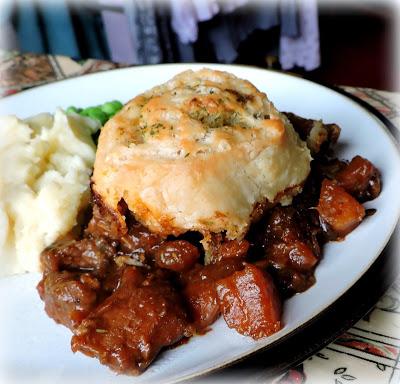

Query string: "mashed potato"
[0, 109, 98, 276]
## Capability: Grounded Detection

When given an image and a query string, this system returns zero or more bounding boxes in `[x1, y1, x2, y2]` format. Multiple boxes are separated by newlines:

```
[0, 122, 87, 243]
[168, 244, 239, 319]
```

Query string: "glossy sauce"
[37, 113, 381, 375]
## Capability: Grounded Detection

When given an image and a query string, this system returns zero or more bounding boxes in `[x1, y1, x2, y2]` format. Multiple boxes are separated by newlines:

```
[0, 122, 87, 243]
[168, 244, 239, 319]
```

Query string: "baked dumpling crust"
[92, 69, 311, 241]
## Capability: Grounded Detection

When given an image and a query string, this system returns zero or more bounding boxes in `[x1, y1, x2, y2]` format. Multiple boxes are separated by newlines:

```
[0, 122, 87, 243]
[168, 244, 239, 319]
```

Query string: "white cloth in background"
[170, 0, 321, 71]
[220, 0, 249, 13]
[99, 0, 320, 69]
[170, 0, 198, 44]
[192, 0, 219, 21]
[170, 0, 248, 44]
[279, 0, 320, 70]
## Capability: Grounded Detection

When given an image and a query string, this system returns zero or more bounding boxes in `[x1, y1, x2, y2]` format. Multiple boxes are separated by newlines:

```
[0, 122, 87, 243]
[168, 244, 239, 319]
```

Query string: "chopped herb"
[145, 122, 165, 136]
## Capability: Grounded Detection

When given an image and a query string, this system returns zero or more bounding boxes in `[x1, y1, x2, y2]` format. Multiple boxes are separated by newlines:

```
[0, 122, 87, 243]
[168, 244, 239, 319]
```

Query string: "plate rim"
[174, 85, 400, 383]
[1, 63, 399, 383]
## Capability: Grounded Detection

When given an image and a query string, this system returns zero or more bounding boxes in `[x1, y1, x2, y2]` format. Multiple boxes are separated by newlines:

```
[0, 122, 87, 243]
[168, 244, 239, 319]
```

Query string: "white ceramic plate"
[0, 64, 399, 384]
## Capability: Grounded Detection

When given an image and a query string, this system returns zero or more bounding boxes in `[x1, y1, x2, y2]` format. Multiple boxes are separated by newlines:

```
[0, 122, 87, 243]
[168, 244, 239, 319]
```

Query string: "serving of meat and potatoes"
[0, 69, 382, 375]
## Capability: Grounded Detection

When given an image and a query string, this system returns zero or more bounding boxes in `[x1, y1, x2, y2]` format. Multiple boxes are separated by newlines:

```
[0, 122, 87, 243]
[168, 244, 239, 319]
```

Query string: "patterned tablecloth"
[1, 51, 399, 384]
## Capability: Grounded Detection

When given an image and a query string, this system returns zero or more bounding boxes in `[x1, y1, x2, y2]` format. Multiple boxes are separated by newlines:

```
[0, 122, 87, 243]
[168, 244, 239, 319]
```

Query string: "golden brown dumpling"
[92, 69, 311, 243]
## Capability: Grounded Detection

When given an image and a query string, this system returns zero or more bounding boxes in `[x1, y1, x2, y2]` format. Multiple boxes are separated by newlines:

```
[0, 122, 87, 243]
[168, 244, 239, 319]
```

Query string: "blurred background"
[0, 0, 397, 90]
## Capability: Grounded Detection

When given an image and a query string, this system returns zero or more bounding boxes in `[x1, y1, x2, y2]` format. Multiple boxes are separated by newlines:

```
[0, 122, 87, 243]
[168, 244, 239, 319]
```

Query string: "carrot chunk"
[181, 260, 244, 331]
[216, 264, 282, 339]
[317, 179, 365, 238]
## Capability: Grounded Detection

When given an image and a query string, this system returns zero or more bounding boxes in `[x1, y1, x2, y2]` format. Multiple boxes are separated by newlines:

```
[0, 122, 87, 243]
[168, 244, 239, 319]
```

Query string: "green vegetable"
[81, 107, 107, 125]
[66, 106, 81, 114]
[65, 100, 124, 144]
[101, 100, 123, 116]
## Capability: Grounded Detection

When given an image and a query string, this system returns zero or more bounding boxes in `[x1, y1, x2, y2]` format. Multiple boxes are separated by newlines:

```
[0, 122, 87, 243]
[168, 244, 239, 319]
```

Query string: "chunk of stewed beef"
[37, 271, 100, 330]
[119, 221, 163, 255]
[41, 237, 116, 277]
[335, 155, 381, 201]
[259, 206, 320, 294]
[86, 194, 129, 239]
[284, 112, 340, 155]
[153, 240, 200, 272]
[207, 233, 250, 264]
[71, 267, 192, 375]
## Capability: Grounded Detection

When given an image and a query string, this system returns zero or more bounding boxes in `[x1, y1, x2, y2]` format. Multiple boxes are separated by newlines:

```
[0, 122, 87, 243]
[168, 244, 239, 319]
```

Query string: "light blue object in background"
[36, 0, 80, 57]
[0, 0, 12, 24]
[0, 0, 18, 50]
[15, 0, 45, 53]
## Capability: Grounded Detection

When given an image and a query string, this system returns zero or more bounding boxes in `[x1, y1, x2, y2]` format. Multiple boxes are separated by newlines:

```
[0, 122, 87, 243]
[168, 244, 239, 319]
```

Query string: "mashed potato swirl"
[0, 109, 97, 276]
